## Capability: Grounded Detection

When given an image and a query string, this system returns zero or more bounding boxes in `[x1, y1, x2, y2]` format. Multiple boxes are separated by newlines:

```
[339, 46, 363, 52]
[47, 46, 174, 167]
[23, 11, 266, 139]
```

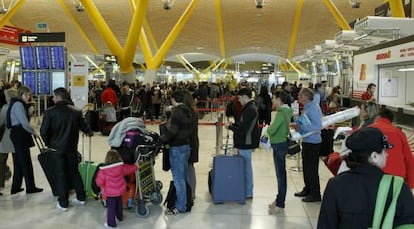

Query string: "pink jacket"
[96, 162, 138, 197]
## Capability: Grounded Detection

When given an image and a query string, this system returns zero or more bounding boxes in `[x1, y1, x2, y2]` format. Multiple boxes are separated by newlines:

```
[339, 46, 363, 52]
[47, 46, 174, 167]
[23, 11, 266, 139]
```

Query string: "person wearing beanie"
[318, 127, 414, 228]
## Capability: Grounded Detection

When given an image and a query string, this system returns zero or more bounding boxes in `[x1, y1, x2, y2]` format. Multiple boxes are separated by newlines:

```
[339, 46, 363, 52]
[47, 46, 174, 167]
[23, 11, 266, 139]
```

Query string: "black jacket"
[318, 163, 414, 229]
[160, 104, 193, 147]
[40, 100, 93, 152]
[229, 100, 260, 149]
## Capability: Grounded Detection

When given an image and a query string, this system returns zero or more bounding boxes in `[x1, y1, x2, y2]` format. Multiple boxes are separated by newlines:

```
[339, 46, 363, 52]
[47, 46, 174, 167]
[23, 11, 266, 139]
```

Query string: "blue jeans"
[271, 142, 288, 208]
[169, 144, 190, 212]
[238, 149, 253, 197]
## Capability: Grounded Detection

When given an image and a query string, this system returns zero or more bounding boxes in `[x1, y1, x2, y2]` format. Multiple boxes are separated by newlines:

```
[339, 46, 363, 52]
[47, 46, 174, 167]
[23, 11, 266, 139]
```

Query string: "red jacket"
[361, 91, 372, 101]
[370, 118, 414, 188]
[101, 87, 117, 107]
[96, 162, 137, 197]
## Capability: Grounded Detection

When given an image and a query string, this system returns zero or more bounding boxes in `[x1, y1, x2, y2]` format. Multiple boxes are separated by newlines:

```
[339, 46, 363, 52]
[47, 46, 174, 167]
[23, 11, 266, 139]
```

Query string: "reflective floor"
[0, 116, 335, 229]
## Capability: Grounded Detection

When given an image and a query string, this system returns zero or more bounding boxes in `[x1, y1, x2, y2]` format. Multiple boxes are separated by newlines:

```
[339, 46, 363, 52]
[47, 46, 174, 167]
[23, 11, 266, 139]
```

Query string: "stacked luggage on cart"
[107, 117, 163, 217]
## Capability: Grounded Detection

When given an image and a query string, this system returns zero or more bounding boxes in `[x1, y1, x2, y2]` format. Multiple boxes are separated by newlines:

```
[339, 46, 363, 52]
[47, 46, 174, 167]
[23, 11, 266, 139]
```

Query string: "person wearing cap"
[369, 108, 414, 195]
[317, 127, 414, 229]
[292, 87, 323, 202]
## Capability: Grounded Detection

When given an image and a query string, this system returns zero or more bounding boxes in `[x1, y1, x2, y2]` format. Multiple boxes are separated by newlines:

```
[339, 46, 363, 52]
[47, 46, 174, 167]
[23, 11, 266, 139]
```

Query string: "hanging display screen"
[52, 71, 66, 90]
[20, 46, 35, 70]
[37, 71, 51, 95]
[35, 46, 50, 69]
[50, 46, 65, 69]
[22, 72, 36, 93]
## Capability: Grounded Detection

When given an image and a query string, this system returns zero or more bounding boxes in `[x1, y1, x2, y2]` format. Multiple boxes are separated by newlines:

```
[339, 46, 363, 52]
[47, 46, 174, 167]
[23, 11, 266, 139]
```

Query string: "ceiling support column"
[287, 0, 304, 58]
[57, 0, 98, 54]
[122, 0, 150, 73]
[323, 0, 352, 30]
[0, 0, 26, 28]
[215, 0, 226, 58]
[388, 0, 406, 17]
[147, 0, 200, 70]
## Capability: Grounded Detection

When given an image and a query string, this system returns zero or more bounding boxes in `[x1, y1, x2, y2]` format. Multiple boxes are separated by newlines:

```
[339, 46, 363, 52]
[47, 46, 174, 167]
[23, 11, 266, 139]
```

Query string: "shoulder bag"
[281, 110, 300, 155]
[370, 175, 414, 229]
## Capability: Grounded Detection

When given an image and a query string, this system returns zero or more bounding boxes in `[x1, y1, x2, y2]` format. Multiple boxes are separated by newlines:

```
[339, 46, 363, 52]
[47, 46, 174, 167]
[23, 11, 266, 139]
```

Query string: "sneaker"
[268, 206, 284, 215]
[104, 222, 115, 228]
[71, 198, 86, 206]
[56, 202, 68, 212]
[164, 208, 182, 215]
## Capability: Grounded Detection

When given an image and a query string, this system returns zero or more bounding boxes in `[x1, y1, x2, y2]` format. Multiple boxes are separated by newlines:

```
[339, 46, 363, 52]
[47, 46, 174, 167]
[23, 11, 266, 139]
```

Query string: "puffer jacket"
[40, 100, 92, 151]
[96, 162, 137, 197]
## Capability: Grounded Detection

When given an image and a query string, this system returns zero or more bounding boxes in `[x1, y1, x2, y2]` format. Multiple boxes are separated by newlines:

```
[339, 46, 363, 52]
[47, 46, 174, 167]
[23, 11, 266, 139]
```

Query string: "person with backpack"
[96, 149, 137, 228]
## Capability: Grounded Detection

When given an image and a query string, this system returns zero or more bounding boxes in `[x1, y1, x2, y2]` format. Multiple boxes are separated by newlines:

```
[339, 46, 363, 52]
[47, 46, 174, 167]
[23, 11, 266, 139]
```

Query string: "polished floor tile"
[0, 117, 336, 229]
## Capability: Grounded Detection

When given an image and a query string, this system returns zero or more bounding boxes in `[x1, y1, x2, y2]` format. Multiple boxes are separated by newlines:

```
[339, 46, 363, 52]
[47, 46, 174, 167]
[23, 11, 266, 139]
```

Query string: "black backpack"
[91, 163, 106, 196]
[163, 180, 193, 212]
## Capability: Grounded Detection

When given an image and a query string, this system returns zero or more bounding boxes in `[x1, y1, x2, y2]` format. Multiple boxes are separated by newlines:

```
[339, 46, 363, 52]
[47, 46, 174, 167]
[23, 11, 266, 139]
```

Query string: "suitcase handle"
[33, 136, 56, 153]
[81, 134, 93, 163]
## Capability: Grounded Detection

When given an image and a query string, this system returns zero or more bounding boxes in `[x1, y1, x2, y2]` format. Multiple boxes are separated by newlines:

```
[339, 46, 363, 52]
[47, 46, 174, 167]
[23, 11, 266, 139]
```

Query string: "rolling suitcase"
[35, 137, 59, 196]
[210, 132, 246, 204]
[78, 135, 97, 197]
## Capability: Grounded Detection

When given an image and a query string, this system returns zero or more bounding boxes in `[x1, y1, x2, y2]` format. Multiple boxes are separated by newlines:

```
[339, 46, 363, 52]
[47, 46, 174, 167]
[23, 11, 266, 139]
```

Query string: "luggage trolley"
[133, 141, 163, 217]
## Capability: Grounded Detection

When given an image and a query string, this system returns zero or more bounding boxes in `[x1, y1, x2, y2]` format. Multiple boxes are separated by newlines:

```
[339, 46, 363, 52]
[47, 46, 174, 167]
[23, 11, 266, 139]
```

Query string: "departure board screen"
[37, 71, 51, 95]
[50, 46, 65, 69]
[22, 72, 36, 94]
[35, 46, 50, 69]
[20, 46, 35, 70]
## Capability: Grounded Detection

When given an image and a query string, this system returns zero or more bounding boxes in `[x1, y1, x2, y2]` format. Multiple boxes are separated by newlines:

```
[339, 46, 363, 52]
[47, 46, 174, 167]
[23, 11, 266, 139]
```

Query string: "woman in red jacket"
[96, 150, 137, 228]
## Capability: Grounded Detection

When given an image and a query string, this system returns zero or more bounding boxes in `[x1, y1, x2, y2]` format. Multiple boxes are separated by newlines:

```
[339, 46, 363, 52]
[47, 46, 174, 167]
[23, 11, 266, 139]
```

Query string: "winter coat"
[40, 100, 93, 151]
[96, 162, 137, 197]
[0, 104, 14, 153]
[229, 100, 260, 149]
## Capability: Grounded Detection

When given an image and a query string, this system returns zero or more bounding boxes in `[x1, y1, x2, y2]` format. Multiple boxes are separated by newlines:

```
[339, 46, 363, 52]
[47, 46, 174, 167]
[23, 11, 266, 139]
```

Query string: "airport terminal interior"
[1, 0, 414, 228]
[0, 114, 334, 229]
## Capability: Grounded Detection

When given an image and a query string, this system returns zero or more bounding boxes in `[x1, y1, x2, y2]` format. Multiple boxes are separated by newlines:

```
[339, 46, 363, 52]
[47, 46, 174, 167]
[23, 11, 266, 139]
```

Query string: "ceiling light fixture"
[162, 0, 174, 10]
[255, 0, 264, 9]
[398, 68, 414, 72]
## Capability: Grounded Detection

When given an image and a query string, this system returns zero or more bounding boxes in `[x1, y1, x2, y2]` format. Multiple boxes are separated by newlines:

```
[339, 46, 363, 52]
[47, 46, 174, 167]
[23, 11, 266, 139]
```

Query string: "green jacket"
[267, 105, 293, 144]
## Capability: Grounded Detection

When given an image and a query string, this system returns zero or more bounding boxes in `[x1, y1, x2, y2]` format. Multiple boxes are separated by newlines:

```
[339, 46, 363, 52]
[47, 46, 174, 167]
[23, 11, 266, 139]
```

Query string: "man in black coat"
[40, 87, 93, 212]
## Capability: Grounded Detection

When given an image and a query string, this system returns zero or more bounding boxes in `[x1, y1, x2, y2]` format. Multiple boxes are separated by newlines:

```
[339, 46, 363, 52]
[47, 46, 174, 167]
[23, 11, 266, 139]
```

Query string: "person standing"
[369, 108, 414, 196]
[292, 87, 323, 202]
[183, 90, 199, 200]
[7, 85, 43, 195]
[160, 90, 193, 214]
[361, 83, 376, 102]
[318, 127, 414, 228]
[267, 90, 293, 214]
[40, 87, 93, 211]
[0, 88, 18, 195]
[96, 149, 137, 228]
[225, 88, 260, 199]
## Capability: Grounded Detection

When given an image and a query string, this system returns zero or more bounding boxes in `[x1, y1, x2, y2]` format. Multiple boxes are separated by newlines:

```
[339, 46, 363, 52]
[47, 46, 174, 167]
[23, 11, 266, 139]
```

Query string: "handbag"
[281, 110, 301, 155]
[370, 175, 414, 229]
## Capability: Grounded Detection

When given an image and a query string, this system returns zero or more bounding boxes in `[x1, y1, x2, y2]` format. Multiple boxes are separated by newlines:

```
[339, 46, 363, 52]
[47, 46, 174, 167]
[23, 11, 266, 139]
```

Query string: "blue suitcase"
[211, 154, 246, 204]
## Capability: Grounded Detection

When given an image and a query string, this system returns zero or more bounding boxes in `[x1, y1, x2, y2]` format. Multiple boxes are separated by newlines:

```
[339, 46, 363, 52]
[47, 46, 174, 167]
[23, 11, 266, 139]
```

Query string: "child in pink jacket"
[96, 150, 138, 228]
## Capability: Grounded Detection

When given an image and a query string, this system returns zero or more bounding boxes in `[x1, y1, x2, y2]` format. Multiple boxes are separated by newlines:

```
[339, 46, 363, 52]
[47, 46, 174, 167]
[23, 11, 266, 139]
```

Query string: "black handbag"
[287, 140, 301, 155]
[281, 111, 301, 155]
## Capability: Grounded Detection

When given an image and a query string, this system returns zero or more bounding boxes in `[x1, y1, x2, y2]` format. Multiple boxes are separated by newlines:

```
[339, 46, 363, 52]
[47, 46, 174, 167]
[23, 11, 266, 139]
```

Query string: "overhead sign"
[0, 25, 31, 45]
[18, 32, 65, 43]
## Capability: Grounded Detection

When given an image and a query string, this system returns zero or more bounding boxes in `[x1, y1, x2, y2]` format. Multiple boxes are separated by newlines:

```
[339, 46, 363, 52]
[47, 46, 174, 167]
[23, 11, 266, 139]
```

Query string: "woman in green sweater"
[267, 90, 293, 214]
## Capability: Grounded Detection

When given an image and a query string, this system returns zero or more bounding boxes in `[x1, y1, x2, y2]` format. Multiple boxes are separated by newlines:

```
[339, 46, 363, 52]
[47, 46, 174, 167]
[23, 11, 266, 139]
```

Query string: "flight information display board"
[20, 45, 66, 95]
[50, 46, 65, 69]
[37, 71, 51, 95]
[35, 46, 50, 69]
[20, 46, 35, 70]
[22, 72, 36, 94]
